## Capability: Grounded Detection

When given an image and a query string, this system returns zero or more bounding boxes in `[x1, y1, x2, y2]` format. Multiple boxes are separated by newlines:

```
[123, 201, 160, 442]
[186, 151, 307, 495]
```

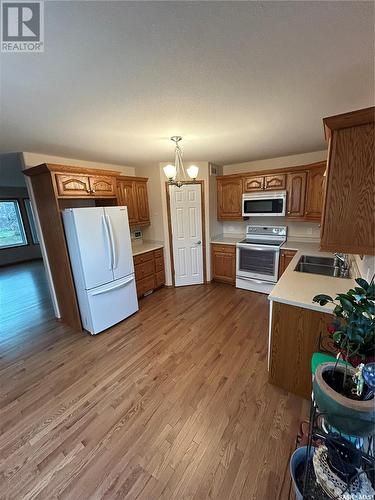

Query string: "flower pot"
[290, 446, 313, 500]
[313, 362, 375, 437]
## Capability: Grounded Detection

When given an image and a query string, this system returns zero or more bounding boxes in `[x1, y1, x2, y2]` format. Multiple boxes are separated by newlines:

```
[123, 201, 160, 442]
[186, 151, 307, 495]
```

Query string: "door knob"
[196, 240, 202, 245]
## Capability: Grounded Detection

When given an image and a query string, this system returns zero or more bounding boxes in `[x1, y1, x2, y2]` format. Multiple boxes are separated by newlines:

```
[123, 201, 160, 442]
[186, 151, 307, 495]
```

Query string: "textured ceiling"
[0, 1, 374, 166]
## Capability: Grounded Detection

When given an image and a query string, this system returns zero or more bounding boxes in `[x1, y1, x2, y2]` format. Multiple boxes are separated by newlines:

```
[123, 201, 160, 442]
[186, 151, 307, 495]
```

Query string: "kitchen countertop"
[269, 238, 357, 314]
[211, 234, 244, 245]
[131, 240, 164, 257]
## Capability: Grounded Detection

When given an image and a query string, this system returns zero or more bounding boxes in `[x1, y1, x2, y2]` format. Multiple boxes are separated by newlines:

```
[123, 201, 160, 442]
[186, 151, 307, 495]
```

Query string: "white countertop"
[131, 240, 164, 256]
[211, 234, 243, 245]
[269, 238, 357, 314]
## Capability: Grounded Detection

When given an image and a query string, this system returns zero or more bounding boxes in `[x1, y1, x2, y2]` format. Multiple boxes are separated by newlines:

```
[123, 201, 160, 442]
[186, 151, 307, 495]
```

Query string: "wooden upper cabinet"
[264, 174, 286, 191]
[116, 176, 150, 227]
[304, 164, 326, 220]
[286, 171, 307, 217]
[55, 170, 117, 198]
[135, 181, 150, 224]
[244, 174, 285, 192]
[56, 174, 91, 197]
[243, 176, 264, 192]
[321, 107, 375, 255]
[88, 176, 116, 197]
[217, 177, 243, 220]
[117, 179, 138, 224]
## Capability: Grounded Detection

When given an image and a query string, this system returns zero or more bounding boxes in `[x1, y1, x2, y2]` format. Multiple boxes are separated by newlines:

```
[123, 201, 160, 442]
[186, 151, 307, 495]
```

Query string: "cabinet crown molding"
[216, 160, 326, 180]
[323, 106, 375, 140]
[24, 163, 121, 177]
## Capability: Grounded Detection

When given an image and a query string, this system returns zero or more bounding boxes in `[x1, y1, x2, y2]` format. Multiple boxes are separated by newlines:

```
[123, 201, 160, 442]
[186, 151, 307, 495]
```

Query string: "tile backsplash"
[222, 218, 321, 240]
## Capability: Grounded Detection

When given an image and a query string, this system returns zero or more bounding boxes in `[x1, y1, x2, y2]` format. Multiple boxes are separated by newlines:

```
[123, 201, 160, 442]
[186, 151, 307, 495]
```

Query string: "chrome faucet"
[334, 253, 350, 278]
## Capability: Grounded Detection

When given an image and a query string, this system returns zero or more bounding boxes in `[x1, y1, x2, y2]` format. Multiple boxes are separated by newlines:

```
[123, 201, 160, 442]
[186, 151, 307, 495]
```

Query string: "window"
[24, 199, 40, 244]
[0, 200, 28, 249]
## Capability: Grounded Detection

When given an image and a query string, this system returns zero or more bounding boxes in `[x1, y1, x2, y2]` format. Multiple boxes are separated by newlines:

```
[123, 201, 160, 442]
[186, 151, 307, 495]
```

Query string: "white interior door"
[169, 184, 204, 286]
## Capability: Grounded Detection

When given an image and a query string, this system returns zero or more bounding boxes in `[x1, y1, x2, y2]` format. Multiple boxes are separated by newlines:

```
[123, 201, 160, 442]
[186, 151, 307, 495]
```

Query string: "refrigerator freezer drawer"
[83, 274, 139, 335]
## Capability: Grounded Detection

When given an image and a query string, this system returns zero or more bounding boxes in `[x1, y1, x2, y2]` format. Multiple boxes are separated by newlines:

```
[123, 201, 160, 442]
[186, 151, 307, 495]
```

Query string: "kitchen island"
[267, 238, 357, 399]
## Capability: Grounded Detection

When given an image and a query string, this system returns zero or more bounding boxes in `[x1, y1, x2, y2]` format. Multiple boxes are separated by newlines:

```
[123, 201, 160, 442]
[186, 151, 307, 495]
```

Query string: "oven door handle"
[237, 244, 278, 251]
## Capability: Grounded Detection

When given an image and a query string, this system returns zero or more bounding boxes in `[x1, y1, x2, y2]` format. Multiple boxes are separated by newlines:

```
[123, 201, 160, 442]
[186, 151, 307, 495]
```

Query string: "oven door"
[236, 244, 280, 282]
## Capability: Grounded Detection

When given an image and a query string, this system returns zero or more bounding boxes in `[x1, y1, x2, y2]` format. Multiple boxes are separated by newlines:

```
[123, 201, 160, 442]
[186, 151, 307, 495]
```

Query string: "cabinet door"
[286, 172, 307, 217]
[305, 165, 326, 220]
[117, 180, 138, 225]
[278, 249, 297, 277]
[135, 181, 150, 225]
[264, 174, 286, 191]
[212, 244, 236, 284]
[55, 174, 90, 197]
[321, 123, 375, 255]
[89, 176, 116, 197]
[243, 176, 264, 192]
[217, 178, 243, 219]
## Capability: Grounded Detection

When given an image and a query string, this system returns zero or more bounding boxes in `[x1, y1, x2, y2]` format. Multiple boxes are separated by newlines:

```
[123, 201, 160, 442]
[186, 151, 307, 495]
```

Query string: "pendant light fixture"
[163, 136, 199, 187]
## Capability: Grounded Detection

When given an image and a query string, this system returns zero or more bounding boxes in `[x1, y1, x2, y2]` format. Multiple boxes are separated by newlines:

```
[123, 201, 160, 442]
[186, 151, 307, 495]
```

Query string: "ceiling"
[0, 1, 373, 166]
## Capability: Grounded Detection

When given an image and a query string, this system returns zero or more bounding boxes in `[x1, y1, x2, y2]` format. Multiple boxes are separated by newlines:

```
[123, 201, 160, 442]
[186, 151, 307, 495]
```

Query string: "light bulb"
[163, 164, 177, 180]
[187, 165, 199, 180]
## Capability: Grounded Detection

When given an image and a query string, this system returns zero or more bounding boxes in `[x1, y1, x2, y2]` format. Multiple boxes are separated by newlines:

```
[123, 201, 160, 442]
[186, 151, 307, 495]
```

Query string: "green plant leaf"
[366, 283, 375, 300]
[332, 331, 342, 343]
[338, 296, 354, 312]
[356, 278, 369, 290]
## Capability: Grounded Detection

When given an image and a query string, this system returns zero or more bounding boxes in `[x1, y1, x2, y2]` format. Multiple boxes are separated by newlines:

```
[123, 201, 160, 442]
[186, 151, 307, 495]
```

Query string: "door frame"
[165, 180, 207, 287]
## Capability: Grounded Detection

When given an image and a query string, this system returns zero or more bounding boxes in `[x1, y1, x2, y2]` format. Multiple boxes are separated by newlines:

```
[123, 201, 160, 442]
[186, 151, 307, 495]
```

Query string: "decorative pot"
[289, 446, 312, 500]
[313, 362, 375, 438]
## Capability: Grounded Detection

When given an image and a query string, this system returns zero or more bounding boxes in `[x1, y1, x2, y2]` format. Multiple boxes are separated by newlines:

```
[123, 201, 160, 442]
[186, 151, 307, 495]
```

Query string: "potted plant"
[312, 278, 375, 437]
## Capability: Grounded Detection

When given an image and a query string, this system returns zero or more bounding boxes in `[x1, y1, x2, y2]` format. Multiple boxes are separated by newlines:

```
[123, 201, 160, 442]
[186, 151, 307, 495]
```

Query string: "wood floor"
[0, 259, 54, 338]
[0, 270, 307, 499]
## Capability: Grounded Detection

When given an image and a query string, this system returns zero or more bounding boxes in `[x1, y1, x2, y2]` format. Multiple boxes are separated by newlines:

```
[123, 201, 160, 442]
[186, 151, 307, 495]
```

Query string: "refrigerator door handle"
[91, 275, 135, 296]
[106, 214, 117, 269]
[102, 215, 113, 270]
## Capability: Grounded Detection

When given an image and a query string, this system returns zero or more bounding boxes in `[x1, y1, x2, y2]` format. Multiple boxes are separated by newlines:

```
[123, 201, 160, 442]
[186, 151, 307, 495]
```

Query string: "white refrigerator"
[62, 206, 139, 335]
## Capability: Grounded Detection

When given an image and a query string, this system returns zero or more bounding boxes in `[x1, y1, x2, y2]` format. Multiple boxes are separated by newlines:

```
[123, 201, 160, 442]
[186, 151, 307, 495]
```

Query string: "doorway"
[167, 182, 206, 287]
[0, 153, 54, 337]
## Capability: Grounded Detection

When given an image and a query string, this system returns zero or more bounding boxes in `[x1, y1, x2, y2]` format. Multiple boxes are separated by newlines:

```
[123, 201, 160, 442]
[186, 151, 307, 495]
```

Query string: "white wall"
[0, 153, 27, 187]
[223, 150, 327, 174]
[22, 152, 135, 176]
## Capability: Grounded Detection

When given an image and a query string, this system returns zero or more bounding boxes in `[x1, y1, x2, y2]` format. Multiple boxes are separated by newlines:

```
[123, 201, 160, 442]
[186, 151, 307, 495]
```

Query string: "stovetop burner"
[238, 238, 285, 247]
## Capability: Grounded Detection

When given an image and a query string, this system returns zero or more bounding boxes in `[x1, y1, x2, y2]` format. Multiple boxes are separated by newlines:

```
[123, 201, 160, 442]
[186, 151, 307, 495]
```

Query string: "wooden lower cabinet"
[278, 249, 297, 277]
[134, 248, 165, 298]
[211, 243, 236, 285]
[268, 301, 330, 399]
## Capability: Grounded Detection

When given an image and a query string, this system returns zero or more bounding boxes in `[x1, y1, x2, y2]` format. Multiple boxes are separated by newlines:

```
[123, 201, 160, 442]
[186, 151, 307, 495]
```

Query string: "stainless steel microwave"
[242, 191, 287, 217]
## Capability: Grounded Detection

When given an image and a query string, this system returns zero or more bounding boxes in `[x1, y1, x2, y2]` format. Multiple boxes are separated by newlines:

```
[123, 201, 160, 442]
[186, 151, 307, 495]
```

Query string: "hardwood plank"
[0, 274, 307, 499]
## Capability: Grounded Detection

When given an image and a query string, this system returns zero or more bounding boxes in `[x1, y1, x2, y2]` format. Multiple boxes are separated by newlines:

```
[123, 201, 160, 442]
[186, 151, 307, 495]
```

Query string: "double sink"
[294, 255, 350, 278]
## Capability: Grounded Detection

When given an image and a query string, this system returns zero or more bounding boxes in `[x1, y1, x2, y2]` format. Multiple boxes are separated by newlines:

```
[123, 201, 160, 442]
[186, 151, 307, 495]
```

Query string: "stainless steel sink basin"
[294, 255, 350, 278]
[298, 255, 335, 267]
